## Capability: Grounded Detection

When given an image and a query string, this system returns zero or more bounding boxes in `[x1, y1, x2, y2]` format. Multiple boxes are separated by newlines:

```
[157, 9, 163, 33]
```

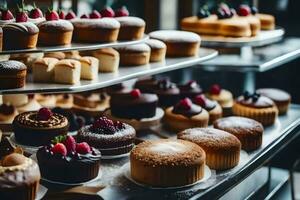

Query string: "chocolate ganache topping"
[173, 98, 202, 117]
[237, 91, 275, 108]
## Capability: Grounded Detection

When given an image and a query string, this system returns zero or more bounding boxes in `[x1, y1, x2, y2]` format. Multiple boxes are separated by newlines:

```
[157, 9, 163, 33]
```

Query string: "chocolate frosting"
[236, 95, 275, 108]
[172, 103, 202, 117]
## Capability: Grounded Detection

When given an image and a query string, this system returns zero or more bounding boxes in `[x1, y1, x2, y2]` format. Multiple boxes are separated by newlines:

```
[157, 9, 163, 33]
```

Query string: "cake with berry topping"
[28, 4, 45, 25]
[38, 9, 74, 46]
[178, 80, 203, 99]
[13, 108, 69, 146]
[152, 79, 180, 108]
[232, 91, 278, 126]
[164, 98, 209, 132]
[36, 135, 101, 183]
[77, 116, 136, 156]
[0, 9, 15, 26]
[110, 89, 158, 120]
[2, 8, 39, 50]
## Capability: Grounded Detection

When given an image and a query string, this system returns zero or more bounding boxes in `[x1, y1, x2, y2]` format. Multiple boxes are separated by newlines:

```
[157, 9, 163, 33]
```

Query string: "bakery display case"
[0, 0, 300, 200]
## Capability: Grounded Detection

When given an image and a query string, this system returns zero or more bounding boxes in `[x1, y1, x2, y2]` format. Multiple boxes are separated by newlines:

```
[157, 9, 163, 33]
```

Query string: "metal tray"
[0, 48, 218, 95]
[201, 27, 284, 48]
[0, 35, 149, 55]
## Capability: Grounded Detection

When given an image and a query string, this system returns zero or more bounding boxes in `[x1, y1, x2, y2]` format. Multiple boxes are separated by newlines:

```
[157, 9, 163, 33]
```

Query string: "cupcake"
[164, 98, 209, 132]
[256, 88, 291, 115]
[77, 116, 136, 156]
[36, 135, 101, 183]
[178, 127, 241, 170]
[178, 80, 203, 99]
[214, 116, 264, 151]
[194, 94, 222, 124]
[232, 91, 278, 126]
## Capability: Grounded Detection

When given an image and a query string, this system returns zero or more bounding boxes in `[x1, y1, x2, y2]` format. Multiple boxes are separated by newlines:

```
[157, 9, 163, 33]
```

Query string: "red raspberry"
[16, 11, 28, 22]
[100, 7, 115, 17]
[58, 10, 65, 19]
[63, 135, 76, 153]
[29, 7, 43, 19]
[46, 10, 59, 21]
[65, 11, 76, 20]
[178, 98, 192, 110]
[115, 6, 129, 17]
[1, 10, 14, 20]
[92, 116, 114, 129]
[51, 143, 67, 156]
[210, 84, 221, 95]
[37, 108, 53, 121]
[89, 10, 101, 19]
[76, 142, 91, 154]
[194, 95, 206, 107]
[238, 5, 251, 16]
[80, 14, 89, 19]
[130, 89, 141, 98]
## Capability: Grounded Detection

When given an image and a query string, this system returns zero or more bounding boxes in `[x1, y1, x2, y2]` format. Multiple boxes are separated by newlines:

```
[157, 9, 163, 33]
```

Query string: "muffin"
[36, 135, 101, 183]
[116, 43, 150, 66]
[130, 139, 206, 187]
[164, 98, 209, 132]
[178, 128, 241, 170]
[13, 108, 69, 146]
[92, 48, 120, 73]
[256, 88, 291, 115]
[214, 116, 264, 151]
[178, 80, 203, 99]
[115, 16, 145, 40]
[0, 60, 27, 89]
[145, 39, 166, 62]
[194, 94, 222, 124]
[77, 116, 136, 156]
[232, 92, 278, 126]
[149, 30, 201, 57]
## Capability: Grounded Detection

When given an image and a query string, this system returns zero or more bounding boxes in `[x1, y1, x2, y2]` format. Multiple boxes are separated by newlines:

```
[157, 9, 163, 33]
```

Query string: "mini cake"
[206, 84, 233, 116]
[79, 56, 99, 80]
[178, 80, 203, 99]
[194, 94, 222, 124]
[178, 128, 241, 170]
[64, 51, 81, 60]
[38, 10, 74, 46]
[164, 98, 209, 132]
[214, 116, 264, 151]
[35, 94, 57, 108]
[236, 5, 261, 36]
[54, 59, 81, 84]
[2, 9, 39, 50]
[92, 48, 120, 73]
[0, 104, 18, 123]
[115, 15, 146, 40]
[149, 30, 200, 57]
[28, 4, 45, 25]
[152, 79, 181, 108]
[0, 60, 27, 89]
[130, 139, 206, 187]
[0, 153, 41, 200]
[13, 108, 69, 146]
[256, 88, 291, 115]
[110, 89, 158, 120]
[116, 43, 150, 66]
[55, 94, 74, 109]
[0, 9, 14, 27]
[32, 57, 59, 82]
[232, 92, 279, 126]
[257, 13, 275, 30]
[3, 94, 41, 113]
[134, 76, 158, 93]
[77, 116, 136, 156]
[105, 83, 130, 96]
[36, 135, 101, 183]
[44, 52, 66, 60]
[72, 17, 120, 43]
[9, 53, 44, 71]
[145, 39, 166, 62]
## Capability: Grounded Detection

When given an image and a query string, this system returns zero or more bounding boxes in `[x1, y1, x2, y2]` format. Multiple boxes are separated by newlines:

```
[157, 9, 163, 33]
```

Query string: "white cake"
[79, 56, 99, 80]
[32, 57, 59, 82]
[92, 48, 120, 73]
[54, 59, 81, 84]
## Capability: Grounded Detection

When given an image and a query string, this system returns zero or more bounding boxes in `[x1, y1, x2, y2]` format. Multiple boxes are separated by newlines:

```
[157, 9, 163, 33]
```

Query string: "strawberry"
[65, 10, 76, 20]
[29, 4, 43, 19]
[194, 95, 206, 107]
[89, 10, 101, 19]
[80, 14, 89, 19]
[210, 84, 221, 95]
[177, 98, 192, 110]
[37, 108, 53, 121]
[76, 142, 91, 154]
[51, 143, 67, 156]
[1, 9, 14, 20]
[58, 10, 65, 19]
[100, 6, 115, 17]
[115, 6, 129, 17]
[63, 135, 76, 153]
[46, 9, 59, 21]
[16, 10, 28, 22]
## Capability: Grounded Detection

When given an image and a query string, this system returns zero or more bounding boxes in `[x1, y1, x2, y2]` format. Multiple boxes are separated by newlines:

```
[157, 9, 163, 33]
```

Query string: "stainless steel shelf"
[0, 35, 149, 55]
[0, 48, 218, 94]
[92, 105, 300, 200]
[201, 37, 300, 72]
[201, 27, 284, 48]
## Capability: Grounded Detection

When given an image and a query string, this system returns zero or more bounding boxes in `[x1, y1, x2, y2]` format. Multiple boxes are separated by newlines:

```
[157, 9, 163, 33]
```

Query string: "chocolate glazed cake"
[13, 108, 69, 146]
[153, 79, 180, 108]
[77, 117, 136, 156]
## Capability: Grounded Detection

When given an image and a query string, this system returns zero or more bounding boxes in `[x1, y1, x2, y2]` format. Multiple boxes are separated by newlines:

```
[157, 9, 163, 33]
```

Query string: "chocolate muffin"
[13, 108, 69, 146]
[110, 89, 158, 120]
[152, 79, 180, 108]
[0, 60, 27, 89]
[178, 80, 203, 99]
[214, 116, 264, 151]
[77, 116, 136, 156]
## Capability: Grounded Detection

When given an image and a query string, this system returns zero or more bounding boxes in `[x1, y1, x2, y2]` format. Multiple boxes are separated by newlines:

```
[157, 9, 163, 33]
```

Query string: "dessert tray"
[0, 48, 218, 94]
[201, 27, 284, 48]
[0, 35, 149, 55]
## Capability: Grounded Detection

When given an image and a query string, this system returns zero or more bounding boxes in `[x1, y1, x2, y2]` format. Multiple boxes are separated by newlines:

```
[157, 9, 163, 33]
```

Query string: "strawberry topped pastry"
[77, 116, 136, 156]
[38, 9, 74, 46]
[36, 135, 101, 183]
[0, 8, 14, 26]
[28, 3, 45, 24]
[71, 7, 120, 43]
[13, 107, 69, 146]
[2, 6, 39, 50]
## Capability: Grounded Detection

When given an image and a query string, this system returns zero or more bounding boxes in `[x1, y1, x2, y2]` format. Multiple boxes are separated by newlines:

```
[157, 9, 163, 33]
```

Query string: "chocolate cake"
[178, 80, 203, 99]
[152, 79, 180, 107]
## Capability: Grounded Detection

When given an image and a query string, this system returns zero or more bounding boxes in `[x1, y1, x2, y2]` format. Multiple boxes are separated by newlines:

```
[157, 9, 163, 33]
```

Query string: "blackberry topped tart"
[13, 107, 69, 146]
[77, 116, 136, 156]
[37, 135, 101, 183]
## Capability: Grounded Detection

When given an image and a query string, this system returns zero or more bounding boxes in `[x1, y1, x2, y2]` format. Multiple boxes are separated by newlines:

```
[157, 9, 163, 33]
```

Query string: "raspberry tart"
[77, 116, 136, 156]
[13, 108, 69, 146]
[36, 135, 101, 183]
